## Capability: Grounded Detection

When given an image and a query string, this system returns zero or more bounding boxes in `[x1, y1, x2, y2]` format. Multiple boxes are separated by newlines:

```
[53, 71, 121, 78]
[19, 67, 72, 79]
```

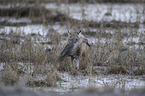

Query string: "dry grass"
[26, 69, 61, 87]
[0, 0, 144, 88]
[0, 28, 144, 84]
[1, 66, 19, 86]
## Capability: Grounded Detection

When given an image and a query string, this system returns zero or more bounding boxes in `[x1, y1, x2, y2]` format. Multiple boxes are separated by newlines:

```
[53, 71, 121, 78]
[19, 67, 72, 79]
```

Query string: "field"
[0, 0, 145, 95]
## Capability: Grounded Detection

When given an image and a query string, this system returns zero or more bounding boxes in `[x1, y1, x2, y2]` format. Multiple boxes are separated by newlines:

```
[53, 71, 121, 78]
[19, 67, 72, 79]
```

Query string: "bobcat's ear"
[77, 30, 82, 34]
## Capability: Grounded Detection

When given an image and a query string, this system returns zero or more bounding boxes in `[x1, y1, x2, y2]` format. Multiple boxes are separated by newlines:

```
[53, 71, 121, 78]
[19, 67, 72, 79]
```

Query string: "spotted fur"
[59, 30, 90, 70]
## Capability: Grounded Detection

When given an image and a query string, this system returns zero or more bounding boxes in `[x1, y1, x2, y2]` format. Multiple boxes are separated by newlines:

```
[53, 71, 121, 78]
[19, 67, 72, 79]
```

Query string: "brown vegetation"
[0, 0, 144, 88]
[1, 66, 19, 86]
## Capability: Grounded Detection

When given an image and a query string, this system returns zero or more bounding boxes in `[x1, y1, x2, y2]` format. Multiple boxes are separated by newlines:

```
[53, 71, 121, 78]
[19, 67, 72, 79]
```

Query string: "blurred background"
[0, 0, 145, 96]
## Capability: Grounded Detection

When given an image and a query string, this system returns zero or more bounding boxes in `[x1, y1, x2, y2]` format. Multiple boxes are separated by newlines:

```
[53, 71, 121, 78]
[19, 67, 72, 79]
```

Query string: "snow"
[0, 17, 32, 23]
[40, 73, 145, 92]
[44, 3, 145, 23]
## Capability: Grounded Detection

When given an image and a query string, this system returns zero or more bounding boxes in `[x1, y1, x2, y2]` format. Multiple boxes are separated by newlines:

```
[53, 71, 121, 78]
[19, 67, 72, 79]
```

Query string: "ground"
[0, 0, 145, 95]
